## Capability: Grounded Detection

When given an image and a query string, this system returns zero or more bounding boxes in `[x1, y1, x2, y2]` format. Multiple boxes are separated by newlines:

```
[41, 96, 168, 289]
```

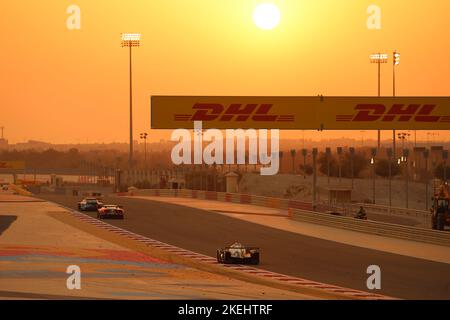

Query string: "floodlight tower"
[370, 53, 388, 150]
[121, 33, 141, 169]
[140, 132, 148, 169]
[393, 51, 400, 96]
[393, 51, 401, 156]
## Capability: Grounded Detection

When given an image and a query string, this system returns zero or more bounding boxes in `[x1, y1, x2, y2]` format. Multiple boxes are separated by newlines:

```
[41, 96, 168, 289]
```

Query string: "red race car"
[97, 205, 124, 220]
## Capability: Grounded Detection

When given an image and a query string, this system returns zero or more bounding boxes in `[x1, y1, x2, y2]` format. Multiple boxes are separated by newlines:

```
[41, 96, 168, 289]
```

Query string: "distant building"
[0, 138, 8, 150]
[0, 126, 7, 150]
[14, 140, 51, 150]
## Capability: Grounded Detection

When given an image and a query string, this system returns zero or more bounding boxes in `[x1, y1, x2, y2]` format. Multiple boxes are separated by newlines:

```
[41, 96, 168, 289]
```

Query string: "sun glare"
[253, 3, 281, 30]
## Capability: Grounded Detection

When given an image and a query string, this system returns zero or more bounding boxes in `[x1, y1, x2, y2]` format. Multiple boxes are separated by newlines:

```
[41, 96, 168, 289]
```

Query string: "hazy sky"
[1, 0, 449, 144]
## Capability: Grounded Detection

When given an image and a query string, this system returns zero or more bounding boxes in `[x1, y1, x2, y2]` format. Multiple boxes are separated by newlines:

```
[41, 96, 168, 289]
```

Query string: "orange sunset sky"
[0, 0, 449, 144]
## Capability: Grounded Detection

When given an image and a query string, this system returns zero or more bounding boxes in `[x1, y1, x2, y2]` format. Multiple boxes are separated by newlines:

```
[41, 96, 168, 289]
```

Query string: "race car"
[97, 205, 124, 220]
[78, 198, 104, 212]
[216, 242, 260, 265]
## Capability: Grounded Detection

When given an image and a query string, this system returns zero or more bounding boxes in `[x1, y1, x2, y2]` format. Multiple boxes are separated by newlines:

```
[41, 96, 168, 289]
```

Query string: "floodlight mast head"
[370, 53, 388, 64]
[121, 33, 141, 47]
[394, 51, 400, 66]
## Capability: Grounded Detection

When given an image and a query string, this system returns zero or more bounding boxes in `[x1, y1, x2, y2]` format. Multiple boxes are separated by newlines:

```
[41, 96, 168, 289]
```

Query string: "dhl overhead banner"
[0, 161, 25, 170]
[151, 96, 450, 130]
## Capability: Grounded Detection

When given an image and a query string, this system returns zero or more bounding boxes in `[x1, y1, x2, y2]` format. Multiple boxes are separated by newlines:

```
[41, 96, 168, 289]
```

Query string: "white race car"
[216, 242, 260, 265]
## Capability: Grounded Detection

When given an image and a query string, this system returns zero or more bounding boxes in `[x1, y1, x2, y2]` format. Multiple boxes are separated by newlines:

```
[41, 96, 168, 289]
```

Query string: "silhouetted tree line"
[434, 163, 450, 181]
[0, 148, 175, 171]
[317, 151, 368, 178]
[0, 148, 84, 169]
[374, 159, 402, 178]
[1, 148, 448, 181]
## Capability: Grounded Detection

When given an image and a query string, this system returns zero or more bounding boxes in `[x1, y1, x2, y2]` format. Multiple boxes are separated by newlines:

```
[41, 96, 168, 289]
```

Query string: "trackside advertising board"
[151, 96, 450, 130]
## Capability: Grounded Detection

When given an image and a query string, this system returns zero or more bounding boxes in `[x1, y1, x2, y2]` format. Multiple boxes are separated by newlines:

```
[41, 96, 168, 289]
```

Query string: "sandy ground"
[239, 173, 435, 211]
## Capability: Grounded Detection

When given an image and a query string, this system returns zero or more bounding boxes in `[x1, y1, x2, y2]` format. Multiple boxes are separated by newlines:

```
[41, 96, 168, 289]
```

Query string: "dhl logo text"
[174, 103, 295, 122]
[337, 104, 450, 123]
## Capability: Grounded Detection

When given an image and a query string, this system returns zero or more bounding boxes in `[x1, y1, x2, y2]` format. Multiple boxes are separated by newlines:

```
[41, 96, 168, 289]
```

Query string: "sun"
[253, 3, 281, 30]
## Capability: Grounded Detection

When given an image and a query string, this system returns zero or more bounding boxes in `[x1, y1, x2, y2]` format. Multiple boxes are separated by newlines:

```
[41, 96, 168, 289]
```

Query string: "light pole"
[424, 149, 429, 210]
[370, 148, 377, 204]
[337, 147, 343, 183]
[312, 148, 318, 211]
[370, 53, 388, 150]
[403, 149, 410, 209]
[393, 51, 400, 157]
[393, 51, 400, 97]
[140, 133, 148, 169]
[121, 33, 141, 169]
[387, 148, 393, 209]
[326, 147, 331, 185]
[349, 147, 355, 189]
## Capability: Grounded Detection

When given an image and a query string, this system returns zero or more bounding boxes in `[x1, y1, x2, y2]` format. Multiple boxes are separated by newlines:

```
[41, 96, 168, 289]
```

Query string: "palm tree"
[290, 149, 297, 174]
[279, 151, 284, 174]
[301, 149, 308, 179]
[245, 152, 249, 172]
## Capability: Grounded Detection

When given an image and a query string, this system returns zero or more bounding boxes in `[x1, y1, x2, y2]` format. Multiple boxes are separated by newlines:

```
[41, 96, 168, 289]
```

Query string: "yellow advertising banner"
[151, 96, 450, 130]
[0, 161, 25, 169]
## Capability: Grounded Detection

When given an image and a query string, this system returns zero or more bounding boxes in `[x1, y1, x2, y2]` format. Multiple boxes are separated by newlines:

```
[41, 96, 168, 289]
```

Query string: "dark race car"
[217, 242, 260, 265]
[78, 198, 104, 212]
[97, 205, 124, 220]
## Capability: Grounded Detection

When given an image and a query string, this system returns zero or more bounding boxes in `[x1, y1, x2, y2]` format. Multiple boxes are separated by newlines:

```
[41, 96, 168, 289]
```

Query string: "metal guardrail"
[318, 201, 429, 219]
[126, 189, 450, 247]
[288, 208, 450, 247]
[351, 203, 429, 219]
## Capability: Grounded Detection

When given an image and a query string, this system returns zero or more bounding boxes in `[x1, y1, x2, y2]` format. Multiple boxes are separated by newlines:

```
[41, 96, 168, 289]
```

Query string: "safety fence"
[350, 203, 429, 219]
[287, 207, 450, 247]
[320, 201, 431, 227]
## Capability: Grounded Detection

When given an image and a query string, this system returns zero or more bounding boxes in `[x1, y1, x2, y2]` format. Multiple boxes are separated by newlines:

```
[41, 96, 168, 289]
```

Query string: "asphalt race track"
[39, 194, 450, 300]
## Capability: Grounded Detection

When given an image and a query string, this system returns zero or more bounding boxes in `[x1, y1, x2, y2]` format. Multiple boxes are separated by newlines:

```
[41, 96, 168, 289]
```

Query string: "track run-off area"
[38, 194, 450, 300]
